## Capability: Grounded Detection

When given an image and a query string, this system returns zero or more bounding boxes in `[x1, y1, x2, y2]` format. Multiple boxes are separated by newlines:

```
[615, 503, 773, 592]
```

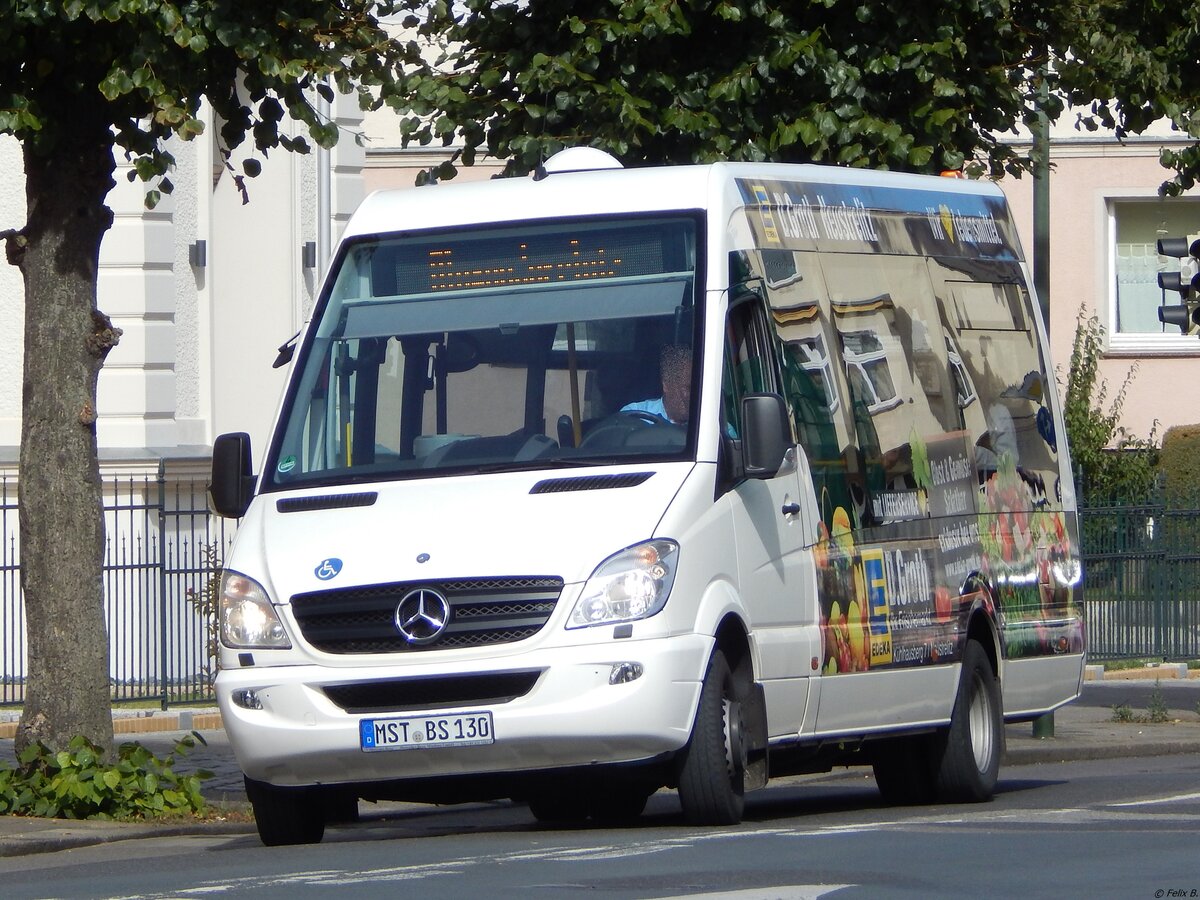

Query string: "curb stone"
[0, 711, 223, 741]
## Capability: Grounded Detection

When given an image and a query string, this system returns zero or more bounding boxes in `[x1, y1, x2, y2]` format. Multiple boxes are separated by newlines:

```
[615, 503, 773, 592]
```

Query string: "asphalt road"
[1, 749, 1197, 899]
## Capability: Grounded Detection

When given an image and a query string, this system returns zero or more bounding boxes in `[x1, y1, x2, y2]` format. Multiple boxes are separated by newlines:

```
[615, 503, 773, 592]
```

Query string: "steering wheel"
[619, 410, 668, 426]
[578, 410, 680, 451]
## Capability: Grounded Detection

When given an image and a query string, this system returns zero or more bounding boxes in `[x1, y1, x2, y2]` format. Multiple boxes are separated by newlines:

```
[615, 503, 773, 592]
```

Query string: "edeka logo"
[314, 558, 343, 581]
[862, 548, 894, 666]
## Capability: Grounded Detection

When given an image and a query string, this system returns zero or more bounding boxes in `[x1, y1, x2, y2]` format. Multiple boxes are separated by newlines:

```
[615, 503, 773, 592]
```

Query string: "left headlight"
[567, 540, 679, 629]
[219, 570, 291, 649]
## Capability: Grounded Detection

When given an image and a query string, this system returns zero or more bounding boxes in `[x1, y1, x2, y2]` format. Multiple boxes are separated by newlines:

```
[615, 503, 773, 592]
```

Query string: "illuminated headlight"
[568, 540, 679, 629]
[219, 571, 291, 649]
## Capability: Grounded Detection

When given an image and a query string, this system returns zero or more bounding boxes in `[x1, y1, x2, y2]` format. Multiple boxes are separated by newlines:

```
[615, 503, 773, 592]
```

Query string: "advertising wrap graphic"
[816, 429, 1082, 675]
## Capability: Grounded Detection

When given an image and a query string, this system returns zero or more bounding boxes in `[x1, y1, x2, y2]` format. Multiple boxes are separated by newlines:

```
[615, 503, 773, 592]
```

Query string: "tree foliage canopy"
[1056, 0, 1200, 195]
[392, 0, 1200, 193]
[0, 1, 411, 204]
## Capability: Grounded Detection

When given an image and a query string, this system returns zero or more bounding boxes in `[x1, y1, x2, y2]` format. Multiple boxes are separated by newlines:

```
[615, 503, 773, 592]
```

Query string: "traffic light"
[1156, 235, 1200, 333]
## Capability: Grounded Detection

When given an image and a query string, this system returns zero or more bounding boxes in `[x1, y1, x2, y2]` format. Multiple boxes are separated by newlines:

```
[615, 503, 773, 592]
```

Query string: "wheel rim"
[722, 697, 747, 784]
[967, 670, 995, 772]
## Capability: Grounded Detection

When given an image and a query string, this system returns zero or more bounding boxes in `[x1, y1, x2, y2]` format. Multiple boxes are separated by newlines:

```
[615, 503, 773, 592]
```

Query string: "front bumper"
[216, 633, 712, 787]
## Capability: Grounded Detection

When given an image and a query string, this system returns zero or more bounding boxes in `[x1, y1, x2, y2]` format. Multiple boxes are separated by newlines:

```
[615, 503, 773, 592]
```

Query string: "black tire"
[588, 785, 652, 825]
[933, 638, 1002, 803]
[244, 776, 325, 846]
[318, 789, 360, 825]
[527, 790, 590, 825]
[677, 649, 746, 825]
[872, 734, 936, 806]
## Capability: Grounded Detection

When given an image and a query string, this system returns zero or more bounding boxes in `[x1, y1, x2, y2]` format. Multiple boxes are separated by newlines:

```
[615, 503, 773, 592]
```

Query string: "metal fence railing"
[1081, 493, 1200, 661]
[2, 473, 1198, 710]
[1, 466, 234, 708]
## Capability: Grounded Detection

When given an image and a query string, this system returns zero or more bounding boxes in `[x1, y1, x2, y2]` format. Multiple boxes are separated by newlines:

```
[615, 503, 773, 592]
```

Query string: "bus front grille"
[290, 576, 564, 654]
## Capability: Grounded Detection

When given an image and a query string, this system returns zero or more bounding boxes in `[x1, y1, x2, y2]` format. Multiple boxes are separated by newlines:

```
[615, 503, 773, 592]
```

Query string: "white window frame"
[946, 335, 977, 410]
[793, 334, 841, 413]
[1103, 191, 1200, 356]
[842, 329, 902, 414]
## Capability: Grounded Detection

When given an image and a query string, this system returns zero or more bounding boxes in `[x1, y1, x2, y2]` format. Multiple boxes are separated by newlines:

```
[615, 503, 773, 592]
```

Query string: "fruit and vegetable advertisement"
[817, 430, 1082, 675]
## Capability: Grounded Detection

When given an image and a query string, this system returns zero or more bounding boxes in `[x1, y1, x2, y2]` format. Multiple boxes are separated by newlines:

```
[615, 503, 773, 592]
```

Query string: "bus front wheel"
[677, 649, 747, 825]
[244, 776, 325, 846]
[934, 638, 1002, 802]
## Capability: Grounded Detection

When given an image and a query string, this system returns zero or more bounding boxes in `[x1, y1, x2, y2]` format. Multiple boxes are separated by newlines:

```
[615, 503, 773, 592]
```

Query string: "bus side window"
[757, 248, 857, 527]
[722, 292, 783, 441]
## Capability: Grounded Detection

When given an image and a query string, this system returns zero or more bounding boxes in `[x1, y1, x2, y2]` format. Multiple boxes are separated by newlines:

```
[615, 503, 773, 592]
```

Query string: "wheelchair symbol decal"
[314, 558, 343, 581]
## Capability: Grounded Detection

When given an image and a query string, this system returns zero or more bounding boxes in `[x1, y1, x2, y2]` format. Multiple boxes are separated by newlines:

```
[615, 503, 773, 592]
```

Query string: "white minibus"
[210, 149, 1084, 845]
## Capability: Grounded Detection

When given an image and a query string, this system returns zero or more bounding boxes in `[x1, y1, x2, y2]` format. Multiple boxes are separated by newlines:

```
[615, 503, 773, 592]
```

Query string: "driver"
[622, 344, 692, 424]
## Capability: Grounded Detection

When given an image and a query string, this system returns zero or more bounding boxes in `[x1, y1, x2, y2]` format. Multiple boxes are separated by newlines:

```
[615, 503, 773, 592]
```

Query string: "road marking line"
[1110, 791, 1200, 807]
[655, 887, 850, 900]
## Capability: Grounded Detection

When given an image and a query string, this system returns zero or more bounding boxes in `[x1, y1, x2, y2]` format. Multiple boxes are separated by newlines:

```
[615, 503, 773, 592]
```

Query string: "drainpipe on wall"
[316, 83, 332, 283]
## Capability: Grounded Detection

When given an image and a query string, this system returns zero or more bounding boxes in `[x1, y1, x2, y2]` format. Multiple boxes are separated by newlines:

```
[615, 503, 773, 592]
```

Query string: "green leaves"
[386, 0, 1064, 180]
[0, 3, 412, 202]
[0, 733, 210, 820]
[1063, 308, 1159, 503]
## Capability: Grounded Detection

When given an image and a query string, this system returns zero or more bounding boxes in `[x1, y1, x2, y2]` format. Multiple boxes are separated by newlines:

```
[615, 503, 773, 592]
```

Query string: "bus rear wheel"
[872, 735, 936, 805]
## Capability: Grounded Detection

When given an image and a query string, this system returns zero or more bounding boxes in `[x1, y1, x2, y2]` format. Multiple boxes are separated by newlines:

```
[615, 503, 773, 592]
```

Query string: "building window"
[842, 330, 901, 414]
[1110, 198, 1200, 354]
[792, 334, 840, 413]
[946, 334, 977, 410]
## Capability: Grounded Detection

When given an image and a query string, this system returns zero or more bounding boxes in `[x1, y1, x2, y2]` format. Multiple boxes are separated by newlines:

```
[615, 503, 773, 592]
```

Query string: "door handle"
[781, 502, 801, 517]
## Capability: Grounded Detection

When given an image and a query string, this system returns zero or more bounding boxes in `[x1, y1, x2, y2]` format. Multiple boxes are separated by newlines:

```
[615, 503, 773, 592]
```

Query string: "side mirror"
[741, 393, 791, 479]
[210, 432, 256, 518]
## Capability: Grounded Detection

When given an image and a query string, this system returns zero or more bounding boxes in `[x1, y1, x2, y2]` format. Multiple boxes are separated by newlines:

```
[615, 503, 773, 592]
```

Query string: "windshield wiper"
[433, 455, 659, 476]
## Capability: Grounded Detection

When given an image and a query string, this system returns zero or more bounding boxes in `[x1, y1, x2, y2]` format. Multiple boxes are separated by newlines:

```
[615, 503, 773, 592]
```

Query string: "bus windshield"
[265, 215, 701, 490]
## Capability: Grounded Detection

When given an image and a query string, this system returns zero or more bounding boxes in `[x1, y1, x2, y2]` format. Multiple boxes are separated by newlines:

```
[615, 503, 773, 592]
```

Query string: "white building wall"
[0, 137, 26, 451]
[208, 98, 365, 467]
[332, 94, 367, 256]
[96, 157, 179, 451]
[172, 127, 208, 447]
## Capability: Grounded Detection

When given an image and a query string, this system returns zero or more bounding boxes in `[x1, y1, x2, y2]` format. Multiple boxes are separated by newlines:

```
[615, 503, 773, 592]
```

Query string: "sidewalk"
[2, 695, 1199, 857]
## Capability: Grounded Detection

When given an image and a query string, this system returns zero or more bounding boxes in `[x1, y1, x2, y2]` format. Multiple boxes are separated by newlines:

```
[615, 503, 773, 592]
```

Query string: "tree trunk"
[13, 122, 121, 755]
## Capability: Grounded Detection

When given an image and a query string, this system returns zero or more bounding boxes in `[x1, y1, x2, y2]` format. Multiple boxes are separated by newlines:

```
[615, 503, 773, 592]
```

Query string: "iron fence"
[0, 466, 234, 708]
[1081, 493, 1200, 660]
[2, 471, 1198, 709]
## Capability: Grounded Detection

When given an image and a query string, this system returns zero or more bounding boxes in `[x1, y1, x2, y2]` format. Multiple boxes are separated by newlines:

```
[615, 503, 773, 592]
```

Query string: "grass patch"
[1101, 658, 1200, 671]
[1110, 680, 1177, 724]
[1103, 658, 1160, 671]
[1111, 703, 1134, 723]
[1146, 681, 1171, 723]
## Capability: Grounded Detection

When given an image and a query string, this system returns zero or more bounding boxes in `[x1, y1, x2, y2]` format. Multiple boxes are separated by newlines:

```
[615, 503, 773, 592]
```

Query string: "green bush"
[1146, 681, 1171, 723]
[1111, 703, 1134, 723]
[1062, 308, 1158, 503]
[0, 733, 210, 820]
[1158, 424, 1200, 505]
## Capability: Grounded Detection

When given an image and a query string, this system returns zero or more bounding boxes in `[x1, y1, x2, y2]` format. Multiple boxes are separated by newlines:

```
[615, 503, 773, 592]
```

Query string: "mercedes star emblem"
[394, 588, 450, 645]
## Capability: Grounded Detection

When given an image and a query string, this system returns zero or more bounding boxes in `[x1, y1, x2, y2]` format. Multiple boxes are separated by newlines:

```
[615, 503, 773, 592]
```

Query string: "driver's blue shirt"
[621, 398, 675, 423]
[621, 398, 737, 437]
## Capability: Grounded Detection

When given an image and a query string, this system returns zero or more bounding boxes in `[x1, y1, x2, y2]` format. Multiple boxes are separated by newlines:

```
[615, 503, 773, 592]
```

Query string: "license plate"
[360, 711, 494, 752]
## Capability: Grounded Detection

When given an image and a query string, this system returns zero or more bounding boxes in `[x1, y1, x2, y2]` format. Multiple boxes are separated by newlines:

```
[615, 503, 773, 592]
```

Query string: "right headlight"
[567, 540, 679, 629]
[219, 570, 291, 649]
